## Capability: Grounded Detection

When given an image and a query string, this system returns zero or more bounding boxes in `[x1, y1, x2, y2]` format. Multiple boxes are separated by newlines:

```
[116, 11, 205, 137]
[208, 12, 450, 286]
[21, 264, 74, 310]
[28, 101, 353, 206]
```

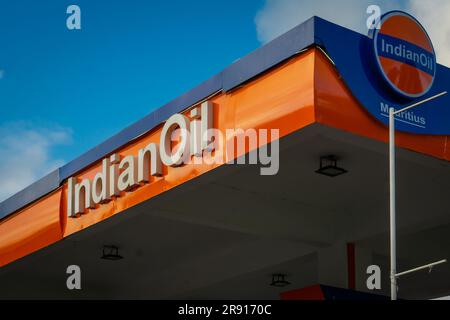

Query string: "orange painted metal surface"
[314, 50, 450, 161]
[0, 49, 316, 267]
[380, 15, 433, 52]
[0, 189, 63, 267]
[62, 50, 316, 237]
[375, 13, 435, 98]
[1, 47, 449, 268]
[379, 56, 433, 96]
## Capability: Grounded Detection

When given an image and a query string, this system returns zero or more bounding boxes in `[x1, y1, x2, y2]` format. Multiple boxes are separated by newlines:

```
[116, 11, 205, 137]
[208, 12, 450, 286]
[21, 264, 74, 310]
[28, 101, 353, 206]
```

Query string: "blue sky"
[1, 0, 448, 201]
[0, 0, 263, 199]
[0, 0, 262, 161]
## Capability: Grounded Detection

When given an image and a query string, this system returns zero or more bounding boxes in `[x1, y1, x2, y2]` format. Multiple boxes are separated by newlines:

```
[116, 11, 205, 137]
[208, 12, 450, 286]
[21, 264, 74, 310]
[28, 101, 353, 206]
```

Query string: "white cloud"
[254, 0, 405, 42]
[255, 0, 450, 67]
[0, 122, 72, 202]
[409, 0, 450, 67]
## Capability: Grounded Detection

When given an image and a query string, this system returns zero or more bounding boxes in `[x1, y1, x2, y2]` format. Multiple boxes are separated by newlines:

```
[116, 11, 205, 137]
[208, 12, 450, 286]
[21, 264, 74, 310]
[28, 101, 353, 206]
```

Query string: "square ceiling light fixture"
[315, 155, 347, 177]
[270, 274, 291, 287]
[101, 245, 123, 261]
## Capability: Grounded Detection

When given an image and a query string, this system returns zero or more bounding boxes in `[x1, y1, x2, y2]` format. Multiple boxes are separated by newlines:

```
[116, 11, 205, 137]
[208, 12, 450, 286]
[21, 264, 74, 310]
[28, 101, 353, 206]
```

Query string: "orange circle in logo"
[373, 11, 436, 98]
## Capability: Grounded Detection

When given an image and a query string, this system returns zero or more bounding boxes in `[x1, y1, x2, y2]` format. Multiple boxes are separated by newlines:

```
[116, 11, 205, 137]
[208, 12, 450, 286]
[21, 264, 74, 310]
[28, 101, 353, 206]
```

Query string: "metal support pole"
[395, 259, 447, 278]
[387, 91, 446, 300]
[389, 107, 397, 300]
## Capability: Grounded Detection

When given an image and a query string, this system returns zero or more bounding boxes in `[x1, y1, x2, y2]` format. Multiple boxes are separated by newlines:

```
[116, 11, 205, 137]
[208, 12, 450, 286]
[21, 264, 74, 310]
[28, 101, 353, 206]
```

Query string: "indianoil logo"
[373, 11, 436, 99]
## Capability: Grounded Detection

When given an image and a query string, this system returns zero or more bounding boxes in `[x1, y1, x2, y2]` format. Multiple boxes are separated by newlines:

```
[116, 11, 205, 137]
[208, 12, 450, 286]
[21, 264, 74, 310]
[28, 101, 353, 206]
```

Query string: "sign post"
[389, 106, 397, 300]
[389, 91, 447, 300]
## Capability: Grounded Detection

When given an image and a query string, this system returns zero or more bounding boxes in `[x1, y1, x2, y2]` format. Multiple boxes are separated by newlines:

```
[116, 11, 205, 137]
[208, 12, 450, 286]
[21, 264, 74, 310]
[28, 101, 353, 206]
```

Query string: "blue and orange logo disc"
[373, 11, 436, 98]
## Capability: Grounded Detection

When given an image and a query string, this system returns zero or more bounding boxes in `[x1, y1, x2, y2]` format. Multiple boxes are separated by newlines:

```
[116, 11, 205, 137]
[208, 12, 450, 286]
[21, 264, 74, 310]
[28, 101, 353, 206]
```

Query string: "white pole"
[395, 259, 447, 278]
[389, 107, 397, 300]
[387, 91, 446, 301]
[393, 91, 447, 115]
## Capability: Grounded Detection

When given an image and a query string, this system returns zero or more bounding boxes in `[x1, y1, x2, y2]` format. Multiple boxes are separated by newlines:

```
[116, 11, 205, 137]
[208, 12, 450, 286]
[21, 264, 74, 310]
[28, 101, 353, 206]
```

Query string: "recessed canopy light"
[315, 155, 347, 177]
[101, 245, 123, 261]
[270, 274, 290, 287]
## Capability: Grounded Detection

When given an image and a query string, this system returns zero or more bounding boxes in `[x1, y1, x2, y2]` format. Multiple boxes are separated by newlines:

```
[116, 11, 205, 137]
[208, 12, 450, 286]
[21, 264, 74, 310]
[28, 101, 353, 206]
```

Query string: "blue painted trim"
[58, 72, 223, 180]
[2, 15, 449, 221]
[0, 170, 60, 219]
[222, 17, 315, 91]
[376, 34, 435, 76]
[0, 17, 319, 220]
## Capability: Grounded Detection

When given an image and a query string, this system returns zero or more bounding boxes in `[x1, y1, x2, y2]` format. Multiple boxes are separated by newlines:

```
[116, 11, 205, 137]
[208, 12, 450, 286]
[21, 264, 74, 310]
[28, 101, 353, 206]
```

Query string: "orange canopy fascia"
[0, 48, 448, 268]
